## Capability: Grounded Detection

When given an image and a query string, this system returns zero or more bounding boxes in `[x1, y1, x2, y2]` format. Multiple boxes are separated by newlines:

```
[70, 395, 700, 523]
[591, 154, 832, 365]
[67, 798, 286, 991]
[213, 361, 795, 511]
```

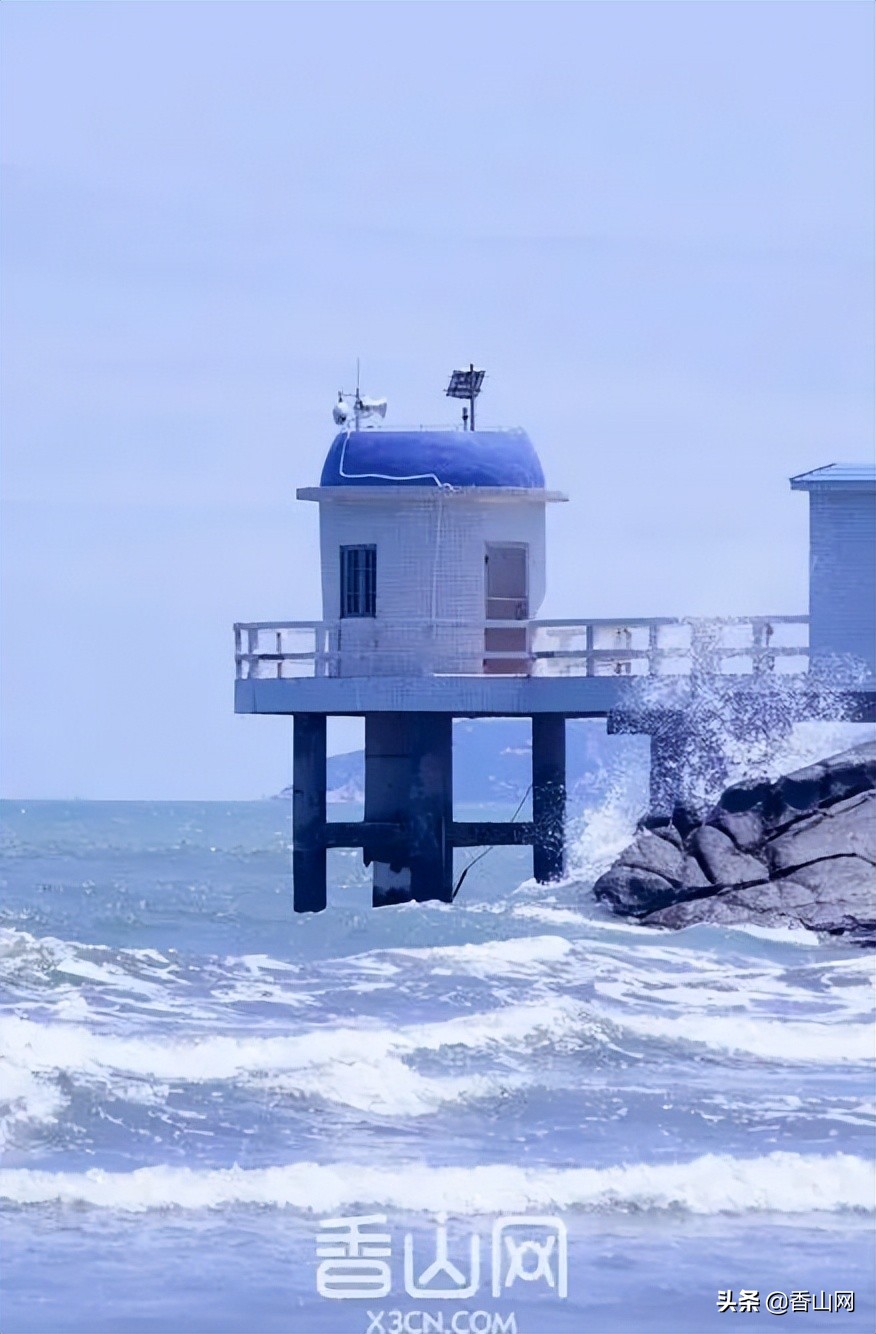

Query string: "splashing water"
[625, 667, 875, 814]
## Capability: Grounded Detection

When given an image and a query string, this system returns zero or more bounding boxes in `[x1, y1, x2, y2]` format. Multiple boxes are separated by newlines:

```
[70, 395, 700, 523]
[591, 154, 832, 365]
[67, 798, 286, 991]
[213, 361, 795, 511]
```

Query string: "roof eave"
[297, 486, 568, 503]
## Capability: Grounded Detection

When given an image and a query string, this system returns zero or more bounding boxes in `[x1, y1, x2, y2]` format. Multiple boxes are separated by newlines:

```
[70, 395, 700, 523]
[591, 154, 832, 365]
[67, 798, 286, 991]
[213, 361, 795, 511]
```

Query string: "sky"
[1, 1, 873, 799]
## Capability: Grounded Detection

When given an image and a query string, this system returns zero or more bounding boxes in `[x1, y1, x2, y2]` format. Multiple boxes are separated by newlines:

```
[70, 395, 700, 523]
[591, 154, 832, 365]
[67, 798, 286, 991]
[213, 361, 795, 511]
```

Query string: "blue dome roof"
[319, 429, 545, 489]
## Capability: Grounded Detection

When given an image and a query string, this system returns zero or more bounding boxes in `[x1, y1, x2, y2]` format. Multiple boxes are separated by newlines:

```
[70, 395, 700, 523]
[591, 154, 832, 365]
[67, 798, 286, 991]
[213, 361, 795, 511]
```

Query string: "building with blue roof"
[299, 427, 566, 685]
[791, 461, 875, 678]
[319, 428, 547, 490]
[291, 419, 566, 905]
[790, 462, 876, 489]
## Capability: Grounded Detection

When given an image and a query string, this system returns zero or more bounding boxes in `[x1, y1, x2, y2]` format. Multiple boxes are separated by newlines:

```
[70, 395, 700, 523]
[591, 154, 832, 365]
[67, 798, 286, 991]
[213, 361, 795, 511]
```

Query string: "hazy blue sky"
[2, 1, 873, 798]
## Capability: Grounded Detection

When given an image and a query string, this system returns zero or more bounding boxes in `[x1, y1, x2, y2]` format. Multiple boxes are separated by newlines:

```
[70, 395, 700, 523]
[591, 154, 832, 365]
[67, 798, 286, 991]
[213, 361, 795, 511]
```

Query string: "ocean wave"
[386, 934, 573, 977]
[1, 1152, 870, 1216]
[0, 1064, 67, 1150]
[715, 923, 824, 947]
[0, 927, 180, 994]
[0, 997, 588, 1120]
[511, 905, 590, 927]
[612, 1009, 874, 1064]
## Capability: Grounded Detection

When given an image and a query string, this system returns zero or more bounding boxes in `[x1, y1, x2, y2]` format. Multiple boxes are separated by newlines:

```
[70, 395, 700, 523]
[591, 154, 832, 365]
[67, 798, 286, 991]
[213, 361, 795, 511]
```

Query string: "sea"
[1, 780, 874, 1334]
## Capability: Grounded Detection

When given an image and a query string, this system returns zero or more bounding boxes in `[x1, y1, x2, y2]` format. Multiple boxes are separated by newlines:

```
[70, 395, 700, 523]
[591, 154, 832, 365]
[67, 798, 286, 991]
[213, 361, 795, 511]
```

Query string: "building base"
[291, 711, 567, 912]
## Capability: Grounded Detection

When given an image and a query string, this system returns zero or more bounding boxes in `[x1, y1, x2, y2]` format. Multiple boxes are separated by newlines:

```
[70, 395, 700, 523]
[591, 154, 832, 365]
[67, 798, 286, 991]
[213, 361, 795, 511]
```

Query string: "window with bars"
[340, 545, 377, 618]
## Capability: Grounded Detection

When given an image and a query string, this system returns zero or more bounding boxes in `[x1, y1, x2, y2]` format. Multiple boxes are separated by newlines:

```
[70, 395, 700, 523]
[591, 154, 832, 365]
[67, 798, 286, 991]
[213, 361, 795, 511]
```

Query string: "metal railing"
[234, 616, 810, 680]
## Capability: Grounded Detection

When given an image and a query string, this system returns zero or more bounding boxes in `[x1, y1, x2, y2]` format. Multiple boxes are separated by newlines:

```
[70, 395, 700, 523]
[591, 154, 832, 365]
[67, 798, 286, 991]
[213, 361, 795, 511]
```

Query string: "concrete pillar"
[649, 720, 685, 818]
[365, 713, 413, 906]
[364, 712, 453, 906]
[408, 713, 453, 903]
[532, 714, 566, 882]
[292, 713, 327, 913]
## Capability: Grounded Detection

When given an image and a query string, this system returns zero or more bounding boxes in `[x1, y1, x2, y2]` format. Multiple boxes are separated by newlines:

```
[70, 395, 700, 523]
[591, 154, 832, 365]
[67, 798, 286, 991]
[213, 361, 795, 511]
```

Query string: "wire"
[451, 782, 534, 902]
[430, 489, 445, 623]
[337, 426, 455, 490]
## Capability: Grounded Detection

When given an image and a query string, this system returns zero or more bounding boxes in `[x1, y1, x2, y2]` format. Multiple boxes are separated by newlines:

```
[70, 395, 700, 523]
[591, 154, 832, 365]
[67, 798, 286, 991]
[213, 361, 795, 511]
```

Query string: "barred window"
[340, 545, 376, 618]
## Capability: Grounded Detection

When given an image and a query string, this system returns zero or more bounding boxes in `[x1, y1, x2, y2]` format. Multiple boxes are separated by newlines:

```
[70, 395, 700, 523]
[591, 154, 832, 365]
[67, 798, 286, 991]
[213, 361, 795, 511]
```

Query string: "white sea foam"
[716, 923, 824, 947]
[387, 934, 572, 977]
[512, 905, 590, 927]
[0, 996, 587, 1118]
[0, 927, 179, 998]
[0, 1152, 870, 1216]
[613, 1010, 874, 1064]
[566, 776, 646, 886]
[0, 1065, 67, 1149]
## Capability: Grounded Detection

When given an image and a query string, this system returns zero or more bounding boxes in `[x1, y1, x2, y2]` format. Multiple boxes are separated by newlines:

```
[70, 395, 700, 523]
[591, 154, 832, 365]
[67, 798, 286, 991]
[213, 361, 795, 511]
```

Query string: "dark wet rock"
[669, 803, 701, 841]
[590, 830, 685, 916]
[590, 867, 682, 917]
[708, 807, 765, 853]
[686, 825, 767, 887]
[766, 791, 875, 874]
[680, 854, 711, 891]
[616, 829, 685, 883]
[646, 821, 685, 852]
[593, 741, 876, 943]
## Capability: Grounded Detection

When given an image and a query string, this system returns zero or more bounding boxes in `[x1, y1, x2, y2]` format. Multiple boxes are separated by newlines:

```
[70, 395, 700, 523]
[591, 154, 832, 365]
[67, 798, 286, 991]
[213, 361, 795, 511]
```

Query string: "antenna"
[445, 364, 485, 431]
[332, 360, 388, 429]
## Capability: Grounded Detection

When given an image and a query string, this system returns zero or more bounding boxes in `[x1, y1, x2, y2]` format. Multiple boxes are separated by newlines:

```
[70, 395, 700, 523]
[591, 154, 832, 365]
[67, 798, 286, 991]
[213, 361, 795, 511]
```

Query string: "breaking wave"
[0, 995, 587, 1120]
[1, 1152, 870, 1216]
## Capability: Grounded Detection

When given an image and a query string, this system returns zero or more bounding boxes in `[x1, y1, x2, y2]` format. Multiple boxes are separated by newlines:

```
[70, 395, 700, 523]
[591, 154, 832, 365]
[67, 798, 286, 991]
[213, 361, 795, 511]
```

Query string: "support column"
[649, 717, 685, 819]
[408, 713, 454, 903]
[292, 713, 327, 913]
[365, 713, 412, 907]
[532, 714, 566, 882]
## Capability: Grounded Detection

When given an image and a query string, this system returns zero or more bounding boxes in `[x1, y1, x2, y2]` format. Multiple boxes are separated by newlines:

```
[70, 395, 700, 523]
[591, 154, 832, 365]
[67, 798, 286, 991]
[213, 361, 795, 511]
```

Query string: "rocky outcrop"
[593, 741, 876, 944]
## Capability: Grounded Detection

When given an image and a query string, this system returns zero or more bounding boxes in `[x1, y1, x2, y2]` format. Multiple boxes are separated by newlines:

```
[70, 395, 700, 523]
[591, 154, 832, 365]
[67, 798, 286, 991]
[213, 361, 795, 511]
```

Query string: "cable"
[451, 782, 533, 901]
[430, 489, 445, 623]
[337, 427, 455, 490]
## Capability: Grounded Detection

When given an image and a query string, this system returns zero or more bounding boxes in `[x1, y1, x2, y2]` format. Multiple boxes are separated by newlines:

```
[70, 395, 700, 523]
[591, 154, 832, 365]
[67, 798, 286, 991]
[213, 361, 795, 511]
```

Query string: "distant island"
[275, 719, 648, 806]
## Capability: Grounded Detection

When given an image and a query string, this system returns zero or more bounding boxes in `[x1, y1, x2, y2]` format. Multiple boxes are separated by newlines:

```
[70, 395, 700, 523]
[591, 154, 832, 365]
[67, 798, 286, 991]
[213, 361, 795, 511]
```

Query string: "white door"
[484, 544, 529, 674]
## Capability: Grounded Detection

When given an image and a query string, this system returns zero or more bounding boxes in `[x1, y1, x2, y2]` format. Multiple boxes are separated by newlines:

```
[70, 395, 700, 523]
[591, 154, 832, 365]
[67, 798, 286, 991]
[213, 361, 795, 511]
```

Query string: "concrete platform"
[235, 673, 875, 722]
[235, 673, 638, 717]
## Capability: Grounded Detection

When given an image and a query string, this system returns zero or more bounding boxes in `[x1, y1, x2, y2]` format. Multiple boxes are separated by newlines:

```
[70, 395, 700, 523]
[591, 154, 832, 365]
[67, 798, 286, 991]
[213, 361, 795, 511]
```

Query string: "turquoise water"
[0, 799, 873, 1333]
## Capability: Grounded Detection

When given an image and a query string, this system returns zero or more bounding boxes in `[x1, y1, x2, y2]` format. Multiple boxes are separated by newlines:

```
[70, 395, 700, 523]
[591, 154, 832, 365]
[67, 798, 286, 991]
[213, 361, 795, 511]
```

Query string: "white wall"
[809, 489, 876, 678]
[315, 490, 549, 675]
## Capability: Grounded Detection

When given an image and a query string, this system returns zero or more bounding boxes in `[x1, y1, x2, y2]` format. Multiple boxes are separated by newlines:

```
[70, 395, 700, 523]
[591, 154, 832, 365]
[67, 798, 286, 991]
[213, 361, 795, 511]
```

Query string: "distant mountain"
[275, 719, 647, 805]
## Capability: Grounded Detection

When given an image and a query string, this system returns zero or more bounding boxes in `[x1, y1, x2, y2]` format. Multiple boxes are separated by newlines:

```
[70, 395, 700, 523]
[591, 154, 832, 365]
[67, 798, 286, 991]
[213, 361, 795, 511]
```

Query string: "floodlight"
[445, 364, 485, 429]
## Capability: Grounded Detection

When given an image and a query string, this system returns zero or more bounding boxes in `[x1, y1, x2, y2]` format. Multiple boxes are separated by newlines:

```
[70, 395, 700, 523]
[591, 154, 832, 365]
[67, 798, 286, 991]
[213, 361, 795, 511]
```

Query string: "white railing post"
[232, 614, 810, 682]
[647, 622, 659, 675]
[691, 619, 720, 679]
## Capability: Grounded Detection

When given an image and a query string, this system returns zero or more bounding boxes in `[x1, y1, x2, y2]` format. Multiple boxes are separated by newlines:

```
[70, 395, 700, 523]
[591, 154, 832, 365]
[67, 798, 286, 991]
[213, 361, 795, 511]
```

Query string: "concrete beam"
[323, 821, 405, 850]
[450, 821, 535, 847]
